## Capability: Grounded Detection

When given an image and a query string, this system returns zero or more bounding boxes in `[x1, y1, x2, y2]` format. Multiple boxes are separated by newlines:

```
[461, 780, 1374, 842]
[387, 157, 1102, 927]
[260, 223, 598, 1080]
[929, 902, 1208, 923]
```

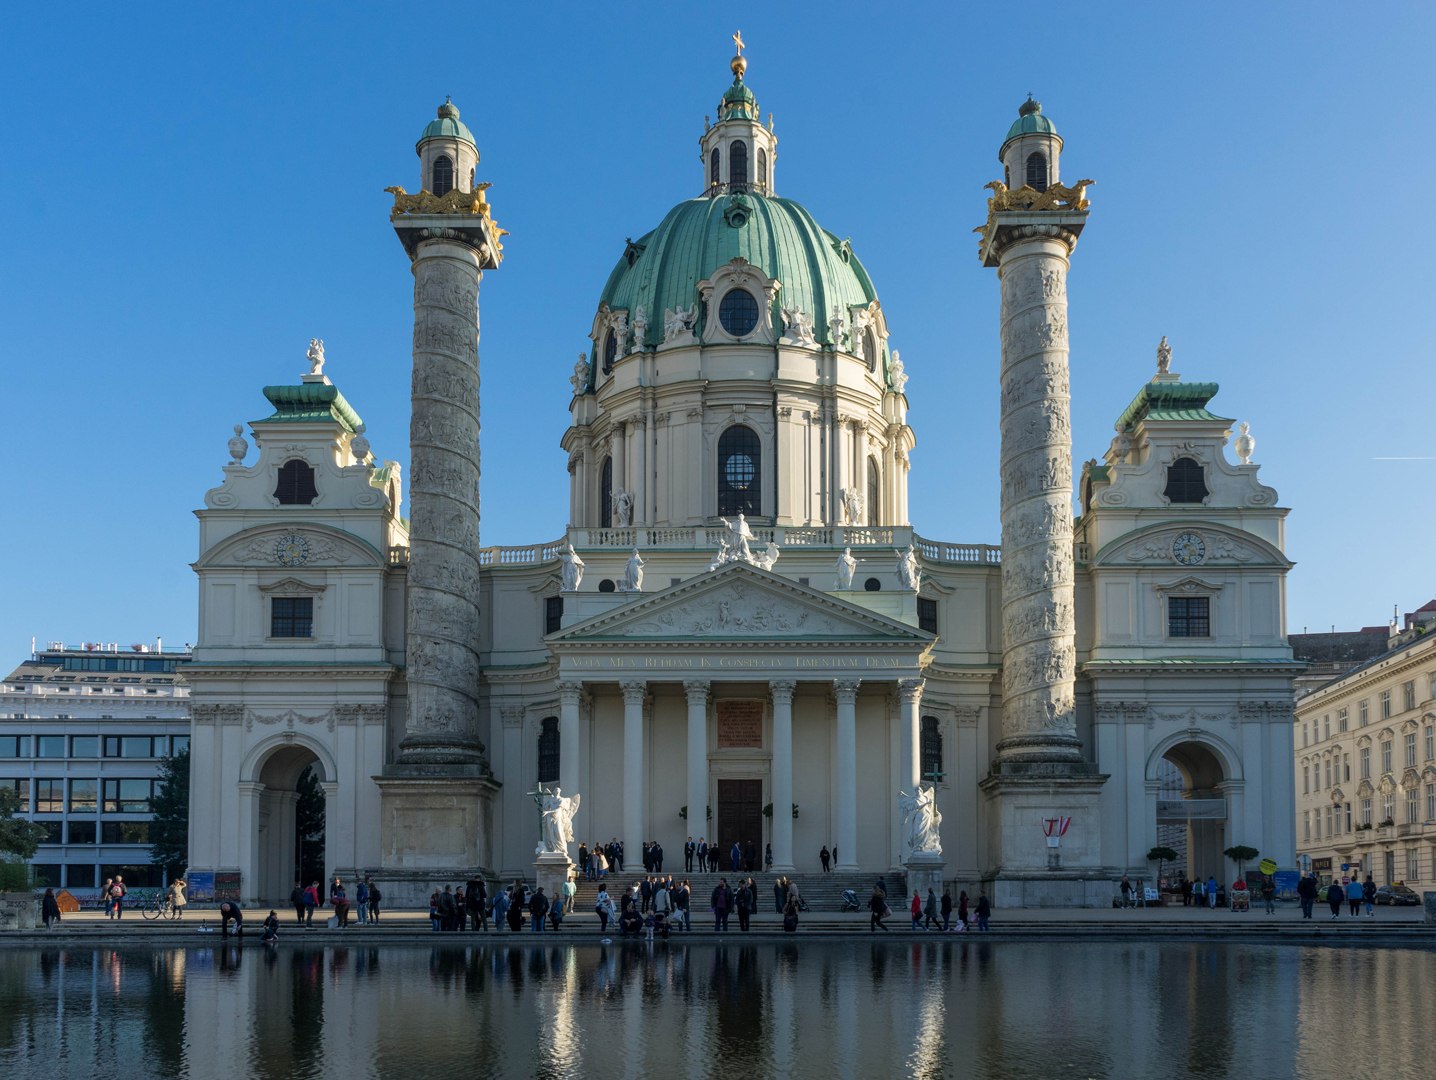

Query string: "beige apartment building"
[1294, 604, 1436, 887]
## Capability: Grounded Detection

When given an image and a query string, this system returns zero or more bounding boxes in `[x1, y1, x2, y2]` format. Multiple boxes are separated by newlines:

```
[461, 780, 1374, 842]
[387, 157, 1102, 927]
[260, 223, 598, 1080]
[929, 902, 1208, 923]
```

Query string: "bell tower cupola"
[699, 33, 778, 196]
[417, 97, 479, 196]
[999, 95, 1062, 193]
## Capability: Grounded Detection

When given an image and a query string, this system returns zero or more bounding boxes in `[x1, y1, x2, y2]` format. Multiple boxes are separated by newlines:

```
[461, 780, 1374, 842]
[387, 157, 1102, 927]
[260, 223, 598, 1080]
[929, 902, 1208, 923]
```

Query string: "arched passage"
[251, 742, 329, 903]
[1155, 740, 1230, 886]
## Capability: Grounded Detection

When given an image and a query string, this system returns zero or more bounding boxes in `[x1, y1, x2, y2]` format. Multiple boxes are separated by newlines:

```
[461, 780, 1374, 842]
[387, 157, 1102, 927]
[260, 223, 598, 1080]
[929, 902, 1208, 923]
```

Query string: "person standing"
[1327, 879, 1345, 919]
[355, 878, 369, 925]
[940, 888, 953, 931]
[595, 886, 613, 932]
[640, 876, 652, 914]
[869, 886, 889, 932]
[711, 878, 732, 932]
[437, 884, 456, 931]
[820, 846, 831, 873]
[303, 882, 319, 927]
[1205, 875, 1219, 909]
[615, 839, 625, 874]
[100, 878, 115, 919]
[1181, 877, 1193, 907]
[975, 891, 991, 932]
[685, 836, 695, 873]
[736, 879, 753, 932]
[677, 879, 691, 932]
[169, 878, 187, 920]
[709, 844, 720, 872]
[696, 837, 707, 873]
[654, 878, 669, 922]
[1260, 875, 1276, 915]
[1297, 873, 1318, 918]
[957, 890, 969, 930]
[910, 891, 925, 931]
[290, 882, 306, 925]
[368, 881, 382, 922]
[730, 841, 742, 873]
[924, 888, 940, 930]
[765, 843, 773, 873]
[1363, 874, 1376, 917]
[1346, 877, 1362, 918]
[111, 876, 126, 919]
[1119, 876, 1133, 909]
[530, 888, 549, 933]
[41, 888, 61, 929]
[773, 877, 785, 914]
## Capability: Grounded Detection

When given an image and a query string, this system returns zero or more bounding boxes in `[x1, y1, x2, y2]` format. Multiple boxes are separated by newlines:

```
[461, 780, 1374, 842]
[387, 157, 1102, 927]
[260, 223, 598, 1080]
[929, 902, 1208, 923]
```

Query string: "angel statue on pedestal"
[899, 784, 942, 856]
[534, 784, 581, 856]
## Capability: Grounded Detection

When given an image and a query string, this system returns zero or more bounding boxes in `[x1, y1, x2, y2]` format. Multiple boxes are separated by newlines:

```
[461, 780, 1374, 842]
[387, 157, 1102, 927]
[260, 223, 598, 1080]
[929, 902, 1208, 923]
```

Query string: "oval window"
[598, 579, 617, 593]
[719, 289, 759, 337]
[864, 577, 881, 592]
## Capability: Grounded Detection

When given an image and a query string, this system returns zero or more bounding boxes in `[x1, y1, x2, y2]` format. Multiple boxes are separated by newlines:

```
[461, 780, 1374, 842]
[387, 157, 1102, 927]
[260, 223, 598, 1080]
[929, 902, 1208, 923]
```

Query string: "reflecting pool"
[1, 941, 1434, 1079]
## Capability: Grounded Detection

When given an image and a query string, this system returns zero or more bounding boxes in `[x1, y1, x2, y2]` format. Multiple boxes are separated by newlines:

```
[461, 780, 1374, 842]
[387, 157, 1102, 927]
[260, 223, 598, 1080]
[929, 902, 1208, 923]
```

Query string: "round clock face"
[1172, 532, 1206, 566]
[274, 533, 310, 567]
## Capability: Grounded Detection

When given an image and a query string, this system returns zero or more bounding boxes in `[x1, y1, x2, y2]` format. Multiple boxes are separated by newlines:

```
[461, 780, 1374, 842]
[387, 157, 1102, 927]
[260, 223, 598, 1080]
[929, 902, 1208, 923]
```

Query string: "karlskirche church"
[184, 43, 1299, 907]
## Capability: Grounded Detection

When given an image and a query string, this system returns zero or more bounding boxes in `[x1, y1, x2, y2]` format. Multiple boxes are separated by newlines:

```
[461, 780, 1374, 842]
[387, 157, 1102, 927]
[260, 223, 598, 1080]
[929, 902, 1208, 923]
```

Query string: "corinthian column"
[993, 224, 1083, 764]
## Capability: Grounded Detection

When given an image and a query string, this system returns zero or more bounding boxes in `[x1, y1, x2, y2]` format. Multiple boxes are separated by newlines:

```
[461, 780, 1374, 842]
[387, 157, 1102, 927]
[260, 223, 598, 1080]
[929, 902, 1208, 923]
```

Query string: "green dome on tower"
[417, 99, 475, 148]
[1003, 96, 1058, 145]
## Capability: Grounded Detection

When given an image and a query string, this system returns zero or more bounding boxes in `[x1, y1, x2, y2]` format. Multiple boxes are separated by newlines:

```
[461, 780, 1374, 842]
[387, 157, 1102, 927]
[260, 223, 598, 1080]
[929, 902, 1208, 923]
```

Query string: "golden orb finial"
[730, 30, 746, 79]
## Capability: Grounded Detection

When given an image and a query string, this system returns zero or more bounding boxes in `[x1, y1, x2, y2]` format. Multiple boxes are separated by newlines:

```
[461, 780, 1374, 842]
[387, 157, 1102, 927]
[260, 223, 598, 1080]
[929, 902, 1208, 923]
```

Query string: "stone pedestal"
[0, 893, 36, 930]
[371, 765, 499, 907]
[904, 850, 945, 902]
[980, 765, 1111, 908]
[533, 852, 574, 907]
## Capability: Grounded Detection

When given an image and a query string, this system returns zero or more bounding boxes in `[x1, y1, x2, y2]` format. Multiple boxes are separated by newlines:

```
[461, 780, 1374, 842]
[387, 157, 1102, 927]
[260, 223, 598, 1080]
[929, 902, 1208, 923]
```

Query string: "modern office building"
[0, 641, 192, 890]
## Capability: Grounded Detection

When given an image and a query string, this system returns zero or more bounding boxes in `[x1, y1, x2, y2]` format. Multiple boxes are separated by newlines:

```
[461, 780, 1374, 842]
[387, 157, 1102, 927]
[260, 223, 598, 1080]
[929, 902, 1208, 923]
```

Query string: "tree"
[0, 786, 48, 890]
[295, 764, 326, 888]
[149, 745, 190, 880]
[1224, 845, 1260, 879]
[1147, 845, 1180, 885]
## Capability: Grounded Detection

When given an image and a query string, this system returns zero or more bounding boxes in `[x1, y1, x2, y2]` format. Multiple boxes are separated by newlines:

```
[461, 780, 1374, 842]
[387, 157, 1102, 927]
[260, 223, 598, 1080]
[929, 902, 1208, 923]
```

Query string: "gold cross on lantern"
[733, 30, 745, 55]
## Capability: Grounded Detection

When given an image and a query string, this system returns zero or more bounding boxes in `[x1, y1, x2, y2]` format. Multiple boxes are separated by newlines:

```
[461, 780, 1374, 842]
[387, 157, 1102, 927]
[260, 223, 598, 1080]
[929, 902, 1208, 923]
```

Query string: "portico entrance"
[717, 779, 763, 867]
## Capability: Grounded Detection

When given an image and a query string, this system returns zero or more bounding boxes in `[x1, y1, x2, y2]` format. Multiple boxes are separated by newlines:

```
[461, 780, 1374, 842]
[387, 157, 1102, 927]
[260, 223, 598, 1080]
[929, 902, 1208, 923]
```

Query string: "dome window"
[274, 460, 318, 505]
[718, 289, 759, 337]
[1025, 152, 1048, 193]
[1163, 457, 1209, 504]
[710, 148, 721, 189]
[862, 328, 877, 372]
[757, 148, 768, 189]
[602, 329, 618, 374]
[867, 457, 881, 526]
[599, 456, 613, 528]
[432, 155, 454, 196]
[717, 425, 761, 517]
[729, 140, 748, 186]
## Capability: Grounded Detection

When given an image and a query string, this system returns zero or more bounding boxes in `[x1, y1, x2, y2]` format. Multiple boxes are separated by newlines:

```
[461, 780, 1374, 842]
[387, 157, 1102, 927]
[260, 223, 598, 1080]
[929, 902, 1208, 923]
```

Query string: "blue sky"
[1, 1, 1432, 653]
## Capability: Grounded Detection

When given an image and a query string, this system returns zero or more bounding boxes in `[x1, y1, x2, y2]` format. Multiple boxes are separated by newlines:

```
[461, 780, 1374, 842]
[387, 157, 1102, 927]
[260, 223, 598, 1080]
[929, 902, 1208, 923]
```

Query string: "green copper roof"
[259, 383, 362, 432]
[596, 189, 882, 360]
[1115, 380, 1231, 431]
[418, 101, 475, 149]
[1003, 97, 1058, 147]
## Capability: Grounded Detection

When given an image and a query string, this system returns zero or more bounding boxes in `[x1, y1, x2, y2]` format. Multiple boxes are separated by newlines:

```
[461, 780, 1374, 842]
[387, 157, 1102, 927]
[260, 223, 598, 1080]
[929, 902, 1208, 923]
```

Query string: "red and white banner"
[1042, 815, 1071, 838]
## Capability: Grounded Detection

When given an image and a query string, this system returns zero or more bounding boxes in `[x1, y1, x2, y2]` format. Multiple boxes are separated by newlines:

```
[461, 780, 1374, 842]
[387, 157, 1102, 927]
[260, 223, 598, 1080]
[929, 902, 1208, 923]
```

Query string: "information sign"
[1273, 870, 1301, 900]
[187, 872, 215, 902]
[215, 872, 242, 902]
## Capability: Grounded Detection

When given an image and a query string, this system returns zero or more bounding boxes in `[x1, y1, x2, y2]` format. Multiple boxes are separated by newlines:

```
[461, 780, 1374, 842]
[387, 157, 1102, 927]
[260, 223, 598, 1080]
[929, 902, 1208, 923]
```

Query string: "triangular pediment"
[549, 562, 931, 644]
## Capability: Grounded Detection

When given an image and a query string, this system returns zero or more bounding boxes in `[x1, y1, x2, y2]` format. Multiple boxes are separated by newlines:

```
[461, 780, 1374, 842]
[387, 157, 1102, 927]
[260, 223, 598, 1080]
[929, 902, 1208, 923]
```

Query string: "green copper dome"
[417, 100, 475, 148]
[597, 190, 880, 352]
[1003, 97, 1058, 145]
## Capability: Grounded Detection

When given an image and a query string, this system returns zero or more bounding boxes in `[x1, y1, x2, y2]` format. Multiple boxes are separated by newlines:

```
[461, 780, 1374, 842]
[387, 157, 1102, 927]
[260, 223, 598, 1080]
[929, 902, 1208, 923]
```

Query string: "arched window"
[537, 717, 560, 784]
[599, 456, 613, 528]
[710, 148, 721, 188]
[921, 716, 944, 783]
[757, 148, 767, 189]
[717, 425, 761, 516]
[469, 167, 475, 190]
[602, 329, 617, 374]
[274, 460, 318, 505]
[432, 155, 454, 196]
[867, 457, 880, 526]
[862, 328, 877, 372]
[729, 141, 748, 186]
[718, 288, 759, 337]
[1163, 457, 1209, 504]
[1025, 152, 1048, 192]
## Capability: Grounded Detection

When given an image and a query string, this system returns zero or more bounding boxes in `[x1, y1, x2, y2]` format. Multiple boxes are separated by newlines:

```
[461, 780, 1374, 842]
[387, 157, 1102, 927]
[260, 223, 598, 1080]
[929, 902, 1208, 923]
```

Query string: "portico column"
[898, 678, 924, 792]
[834, 678, 861, 871]
[557, 680, 584, 859]
[320, 780, 338, 896]
[620, 679, 647, 864]
[237, 780, 264, 904]
[770, 679, 797, 873]
[684, 680, 710, 851]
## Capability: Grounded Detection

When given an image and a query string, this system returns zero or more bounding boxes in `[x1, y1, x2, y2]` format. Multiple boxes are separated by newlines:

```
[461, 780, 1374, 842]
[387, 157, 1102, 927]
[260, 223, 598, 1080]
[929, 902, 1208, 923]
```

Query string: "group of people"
[866, 880, 989, 933]
[1178, 876, 1225, 908]
[453, 877, 580, 933]
[1306, 873, 1378, 920]
[595, 877, 693, 935]
[287, 878, 382, 929]
[98, 876, 128, 918]
[579, 840, 624, 879]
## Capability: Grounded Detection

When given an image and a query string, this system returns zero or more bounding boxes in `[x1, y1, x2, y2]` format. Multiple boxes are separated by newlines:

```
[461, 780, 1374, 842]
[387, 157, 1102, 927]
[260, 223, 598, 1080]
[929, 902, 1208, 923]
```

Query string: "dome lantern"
[998, 95, 1063, 194]
[416, 97, 480, 197]
[699, 33, 778, 197]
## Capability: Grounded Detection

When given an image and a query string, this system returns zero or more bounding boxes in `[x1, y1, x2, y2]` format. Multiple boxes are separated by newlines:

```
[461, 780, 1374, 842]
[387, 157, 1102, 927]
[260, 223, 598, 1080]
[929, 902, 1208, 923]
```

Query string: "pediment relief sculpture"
[202, 526, 380, 569]
[1357, 778, 1375, 798]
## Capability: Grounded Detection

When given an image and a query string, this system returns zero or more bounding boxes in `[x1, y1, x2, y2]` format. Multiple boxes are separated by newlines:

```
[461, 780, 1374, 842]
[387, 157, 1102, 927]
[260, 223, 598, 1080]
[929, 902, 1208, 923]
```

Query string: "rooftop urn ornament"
[1234, 421, 1256, 465]
[571, 353, 590, 394]
[227, 424, 248, 466]
[559, 544, 585, 591]
[828, 305, 846, 350]
[306, 338, 326, 376]
[896, 544, 922, 591]
[349, 423, 371, 465]
[1111, 423, 1131, 464]
[1156, 336, 1171, 375]
[630, 306, 648, 354]
[620, 548, 646, 592]
[889, 350, 908, 394]
[835, 547, 857, 589]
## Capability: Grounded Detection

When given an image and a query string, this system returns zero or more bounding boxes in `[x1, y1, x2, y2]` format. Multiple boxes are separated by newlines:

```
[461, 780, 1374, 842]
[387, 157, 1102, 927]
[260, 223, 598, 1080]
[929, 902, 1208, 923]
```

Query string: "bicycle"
[142, 893, 181, 920]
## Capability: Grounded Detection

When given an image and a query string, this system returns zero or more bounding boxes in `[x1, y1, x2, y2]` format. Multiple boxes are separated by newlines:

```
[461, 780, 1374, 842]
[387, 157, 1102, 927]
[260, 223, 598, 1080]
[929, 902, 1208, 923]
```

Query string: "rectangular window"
[1406, 733, 1417, 768]
[38, 822, 62, 844]
[1325, 805, 1333, 837]
[1302, 722, 1309, 748]
[67, 864, 96, 888]
[105, 736, 154, 759]
[1302, 765, 1309, 794]
[1344, 754, 1351, 783]
[1346, 803, 1352, 832]
[544, 595, 564, 636]
[1381, 690, 1391, 719]
[102, 778, 153, 813]
[1325, 759, 1332, 789]
[34, 779, 63, 813]
[1303, 810, 1310, 841]
[0, 735, 30, 758]
[1427, 784, 1435, 821]
[1338, 708, 1348, 733]
[1314, 810, 1321, 839]
[1404, 681, 1416, 712]
[31, 864, 61, 888]
[1430, 674, 1436, 701]
[1168, 596, 1210, 637]
[1383, 793, 1395, 823]
[271, 596, 314, 638]
[1427, 726, 1434, 762]
[1360, 700, 1369, 726]
[36, 736, 65, 758]
[1362, 799, 1372, 825]
[1408, 847, 1420, 882]
[917, 597, 939, 634]
[69, 779, 96, 812]
[1324, 717, 1331, 741]
[0, 778, 30, 812]
[101, 821, 151, 845]
[1361, 747, 1371, 778]
[171, 735, 190, 756]
[70, 736, 98, 758]
[1407, 788, 1419, 824]
[1382, 741, 1393, 774]
[68, 819, 96, 844]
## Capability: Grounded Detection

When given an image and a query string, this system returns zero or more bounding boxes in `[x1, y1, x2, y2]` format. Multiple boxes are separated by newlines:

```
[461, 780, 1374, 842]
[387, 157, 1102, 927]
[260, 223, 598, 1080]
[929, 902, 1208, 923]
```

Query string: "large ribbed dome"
[597, 190, 880, 352]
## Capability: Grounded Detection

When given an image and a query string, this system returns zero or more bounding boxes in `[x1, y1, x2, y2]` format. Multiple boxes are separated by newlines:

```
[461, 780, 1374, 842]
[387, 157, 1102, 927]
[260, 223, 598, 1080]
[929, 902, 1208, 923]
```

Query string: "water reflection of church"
[183, 43, 1299, 906]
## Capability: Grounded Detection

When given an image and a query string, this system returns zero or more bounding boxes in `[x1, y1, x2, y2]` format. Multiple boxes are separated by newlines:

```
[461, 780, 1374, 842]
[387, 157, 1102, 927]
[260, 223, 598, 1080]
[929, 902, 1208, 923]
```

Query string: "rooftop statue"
[306, 338, 325, 376]
[1156, 335, 1172, 375]
[559, 544, 585, 591]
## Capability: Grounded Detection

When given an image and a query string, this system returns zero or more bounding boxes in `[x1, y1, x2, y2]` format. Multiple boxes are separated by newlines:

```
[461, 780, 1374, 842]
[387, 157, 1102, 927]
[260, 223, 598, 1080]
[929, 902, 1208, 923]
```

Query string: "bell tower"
[699, 33, 778, 195]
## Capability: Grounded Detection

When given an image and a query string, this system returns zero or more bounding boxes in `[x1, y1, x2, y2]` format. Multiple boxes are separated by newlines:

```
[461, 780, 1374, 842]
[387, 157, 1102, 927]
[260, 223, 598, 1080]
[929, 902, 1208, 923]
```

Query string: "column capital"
[620, 679, 648, 704]
[236, 781, 266, 796]
[833, 678, 861, 703]
[769, 678, 797, 703]
[682, 679, 711, 704]
[499, 705, 525, 728]
[897, 677, 925, 703]
[556, 679, 584, 704]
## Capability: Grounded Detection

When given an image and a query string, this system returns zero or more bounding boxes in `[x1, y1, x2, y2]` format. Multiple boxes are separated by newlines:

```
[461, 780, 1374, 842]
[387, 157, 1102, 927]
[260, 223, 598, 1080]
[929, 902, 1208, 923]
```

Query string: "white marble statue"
[896, 544, 921, 591]
[227, 424, 248, 466]
[620, 548, 645, 592]
[559, 544, 585, 591]
[707, 512, 781, 572]
[899, 784, 942, 855]
[630, 306, 648, 354]
[780, 305, 816, 346]
[841, 487, 864, 526]
[535, 784, 580, 856]
[306, 337, 326, 376]
[1156, 335, 1171, 375]
[835, 547, 857, 589]
[612, 489, 633, 528]
[828, 305, 847, 350]
[1234, 421, 1255, 465]
[752, 543, 780, 571]
[570, 352, 590, 394]
[663, 305, 697, 342]
[889, 349, 908, 395]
